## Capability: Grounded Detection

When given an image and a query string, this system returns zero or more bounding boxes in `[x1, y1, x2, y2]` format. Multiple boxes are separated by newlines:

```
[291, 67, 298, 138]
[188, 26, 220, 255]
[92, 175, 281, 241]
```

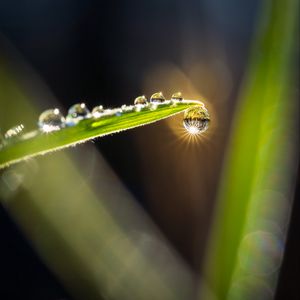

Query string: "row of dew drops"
[1, 91, 209, 146]
[40, 91, 183, 132]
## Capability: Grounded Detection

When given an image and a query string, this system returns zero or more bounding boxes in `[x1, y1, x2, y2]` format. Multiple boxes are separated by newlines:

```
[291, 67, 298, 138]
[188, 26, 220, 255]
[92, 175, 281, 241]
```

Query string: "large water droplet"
[4, 124, 24, 139]
[171, 92, 183, 101]
[92, 105, 104, 118]
[134, 95, 148, 105]
[183, 105, 210, 134]
[66, 103, 91, 125]
[38, 108, 65, 132]
[150, 92, 165, 103]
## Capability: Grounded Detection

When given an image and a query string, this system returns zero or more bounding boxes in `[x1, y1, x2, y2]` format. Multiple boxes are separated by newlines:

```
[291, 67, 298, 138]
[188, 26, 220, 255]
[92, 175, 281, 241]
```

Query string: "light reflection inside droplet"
[171, 92, 183, 101]
[66, 103, 91, 126]
[38, 108, 65, 133]
[150, 92, 165, 103]
[134, 95, 148, 105]
[183, 105, 210, 135]
[185, 125, 203, 135]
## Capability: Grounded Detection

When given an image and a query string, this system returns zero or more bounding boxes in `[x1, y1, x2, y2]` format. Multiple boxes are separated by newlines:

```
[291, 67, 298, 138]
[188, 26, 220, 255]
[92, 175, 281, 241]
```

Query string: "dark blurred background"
[0, 0, 298, 299]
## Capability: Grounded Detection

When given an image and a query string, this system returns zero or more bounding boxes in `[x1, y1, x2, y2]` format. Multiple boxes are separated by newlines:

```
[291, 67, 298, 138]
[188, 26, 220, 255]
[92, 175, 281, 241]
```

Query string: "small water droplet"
[171, 92, 183, 101]
[38, 108, 65, 132]
[4, 124, 24, 139]
[92, 105, 104, 118]
[183, 105, 210, 134]
[150, 92, 165, 103]
[134, 95, 148, 105]
[121, 104, 134, 112]
[66, 103, 91, 125]
[102, 109, 114, 116]
[134, 95, 148, 111]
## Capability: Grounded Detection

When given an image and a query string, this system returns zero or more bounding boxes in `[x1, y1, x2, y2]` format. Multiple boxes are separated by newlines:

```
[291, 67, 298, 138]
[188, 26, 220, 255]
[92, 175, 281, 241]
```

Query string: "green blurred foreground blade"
[0, 54, 196, 300]
[203, 0, 298, 299]
[0, 100, 202, 169]
[2, 149, 194, 300]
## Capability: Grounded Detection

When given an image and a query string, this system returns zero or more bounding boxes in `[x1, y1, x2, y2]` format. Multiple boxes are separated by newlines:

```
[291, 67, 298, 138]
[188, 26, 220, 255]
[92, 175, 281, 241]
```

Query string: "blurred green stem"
[203, 0, 298, 298]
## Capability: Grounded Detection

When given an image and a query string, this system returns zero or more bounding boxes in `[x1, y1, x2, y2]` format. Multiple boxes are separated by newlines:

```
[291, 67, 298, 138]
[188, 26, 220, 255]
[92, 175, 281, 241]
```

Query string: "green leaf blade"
[0, 100, 202, 168]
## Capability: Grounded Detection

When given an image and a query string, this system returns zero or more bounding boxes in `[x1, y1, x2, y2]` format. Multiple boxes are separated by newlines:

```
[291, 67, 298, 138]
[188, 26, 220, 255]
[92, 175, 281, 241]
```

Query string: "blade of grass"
[0, 58, 195, 299]
[203, 0, 298, 298]
[0, 100, 202, 169]
[3, 150, 194, 300]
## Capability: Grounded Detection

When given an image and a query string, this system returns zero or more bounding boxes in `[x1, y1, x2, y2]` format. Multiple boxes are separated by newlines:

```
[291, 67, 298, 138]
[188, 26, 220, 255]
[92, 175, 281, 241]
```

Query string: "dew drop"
[150, 92, 165, 103]
[38, 108, 65, 132]
[92, 105, 104, 118]
[134, 95, 148, 105]
[183, 105, 210, 134]
[94, 108, 122, 118]
[134, 95, 148, 111]
[171, 92, 183, 101]
[121, 104, 134, 112]
[66, 103, 91, 125]
[4, 124, 24, 139]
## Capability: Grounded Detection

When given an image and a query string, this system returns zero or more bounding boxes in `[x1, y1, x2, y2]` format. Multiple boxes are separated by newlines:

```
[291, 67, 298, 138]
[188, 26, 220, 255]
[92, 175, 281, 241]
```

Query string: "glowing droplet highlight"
[183, 105, 210, 134]
[66, 103, 91, 125]
[150, 92, 165, 103]
[38, 108, 65, 132]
